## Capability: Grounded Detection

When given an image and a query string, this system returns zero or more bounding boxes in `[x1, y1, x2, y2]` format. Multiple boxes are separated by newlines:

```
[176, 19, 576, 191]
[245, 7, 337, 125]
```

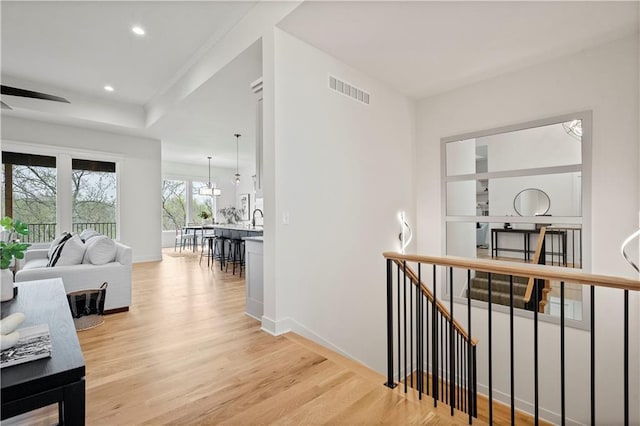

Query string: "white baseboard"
[475, 383, 582, 426]
[260, 316, 291, 335]
[260, 316, 374, 374]
[244, 311, 261, 322]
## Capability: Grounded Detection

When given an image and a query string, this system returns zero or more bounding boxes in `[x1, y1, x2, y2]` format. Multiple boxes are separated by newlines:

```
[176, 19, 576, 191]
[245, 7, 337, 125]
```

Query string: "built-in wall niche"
[441, 112, 591, 323]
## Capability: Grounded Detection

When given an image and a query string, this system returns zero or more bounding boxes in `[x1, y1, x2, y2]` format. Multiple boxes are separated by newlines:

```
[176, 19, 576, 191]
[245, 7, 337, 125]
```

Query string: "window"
[72, 159, 117, 238]
[2, 150, 120, 243]
[162, 180, 186, 230]
[442, 112, 590, 322]
[2, 152, 57, 243]
[192, 181, 215, 224]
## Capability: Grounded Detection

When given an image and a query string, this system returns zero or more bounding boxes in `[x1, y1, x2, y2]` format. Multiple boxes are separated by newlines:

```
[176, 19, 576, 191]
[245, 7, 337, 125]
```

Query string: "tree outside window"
[162, 180, 186, 230]
[72, 159, 117, 238]
[192, 181, 215, 224]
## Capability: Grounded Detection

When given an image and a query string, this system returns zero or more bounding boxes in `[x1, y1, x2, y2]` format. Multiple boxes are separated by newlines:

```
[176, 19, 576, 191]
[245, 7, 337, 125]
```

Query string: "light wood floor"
[6, 249, 476, 425]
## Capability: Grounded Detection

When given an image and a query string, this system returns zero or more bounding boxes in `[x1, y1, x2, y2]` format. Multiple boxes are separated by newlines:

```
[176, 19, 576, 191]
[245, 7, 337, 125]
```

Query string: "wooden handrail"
[383, 252, 640, 292]
[390, 259, 478, 346]
[523, 227, 547, 303]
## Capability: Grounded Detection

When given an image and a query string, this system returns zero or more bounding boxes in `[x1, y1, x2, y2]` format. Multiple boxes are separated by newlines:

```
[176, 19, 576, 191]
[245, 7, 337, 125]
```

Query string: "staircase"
[384, 250, 639, 425]
[468, 272, 530, 309]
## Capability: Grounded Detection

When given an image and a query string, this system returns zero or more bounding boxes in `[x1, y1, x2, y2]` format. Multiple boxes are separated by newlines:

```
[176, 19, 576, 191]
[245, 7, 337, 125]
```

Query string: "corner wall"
[266, 28, 416, 372]
[1, 116, 162, 263]
[416, 35, 639, 424]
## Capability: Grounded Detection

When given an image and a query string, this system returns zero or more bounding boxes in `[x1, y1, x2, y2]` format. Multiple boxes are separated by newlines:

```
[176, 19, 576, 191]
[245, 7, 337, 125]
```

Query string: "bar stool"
[225, 230, 245, 276]
[212, 228, 228, 270]
[199, 233, 216, 266]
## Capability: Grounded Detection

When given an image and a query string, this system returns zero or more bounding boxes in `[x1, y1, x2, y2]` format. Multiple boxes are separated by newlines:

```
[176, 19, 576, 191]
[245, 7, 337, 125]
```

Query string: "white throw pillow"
[47, 234, 86, 267]
[48, 232, 70, 259]
[79, 228, 101, 242]
[85, 236, 116, 265]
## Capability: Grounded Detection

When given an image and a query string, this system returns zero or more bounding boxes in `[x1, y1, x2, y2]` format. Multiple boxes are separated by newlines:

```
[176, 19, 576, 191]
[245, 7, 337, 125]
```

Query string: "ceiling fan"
[1, 85, 70, 110]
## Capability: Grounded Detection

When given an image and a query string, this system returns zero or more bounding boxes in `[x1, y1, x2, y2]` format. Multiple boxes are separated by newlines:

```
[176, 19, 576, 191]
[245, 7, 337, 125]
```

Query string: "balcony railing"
[22, 222, 117, 243]
[384, 251, 639, 425]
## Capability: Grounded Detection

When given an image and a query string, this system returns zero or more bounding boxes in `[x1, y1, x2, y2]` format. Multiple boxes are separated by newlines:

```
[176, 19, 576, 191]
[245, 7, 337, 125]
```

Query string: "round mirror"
[513, 188, 550, 216]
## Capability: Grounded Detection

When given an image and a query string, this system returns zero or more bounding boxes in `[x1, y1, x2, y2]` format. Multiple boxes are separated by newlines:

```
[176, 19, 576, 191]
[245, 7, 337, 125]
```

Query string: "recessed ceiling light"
[132, 26, 145, 36]
[104, 85, 114, 92]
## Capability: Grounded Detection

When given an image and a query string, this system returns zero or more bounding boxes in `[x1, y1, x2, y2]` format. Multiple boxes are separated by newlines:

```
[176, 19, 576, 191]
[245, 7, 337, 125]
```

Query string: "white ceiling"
[278, 1, 639, 99]
[2, 1, 638, 167]
[152, 40, 262, 168]
[1, 1, 256, 105]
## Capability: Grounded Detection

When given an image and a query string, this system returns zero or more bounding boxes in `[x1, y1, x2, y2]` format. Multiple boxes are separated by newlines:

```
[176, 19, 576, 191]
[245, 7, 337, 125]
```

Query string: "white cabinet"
[245, 238, 263, 319]
[251, 77, 263, 198]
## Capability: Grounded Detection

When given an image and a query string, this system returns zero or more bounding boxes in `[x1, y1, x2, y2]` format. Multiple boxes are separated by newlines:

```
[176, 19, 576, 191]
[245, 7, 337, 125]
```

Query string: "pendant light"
[234, 133, 241, 185]
[199, 156, 221, 196]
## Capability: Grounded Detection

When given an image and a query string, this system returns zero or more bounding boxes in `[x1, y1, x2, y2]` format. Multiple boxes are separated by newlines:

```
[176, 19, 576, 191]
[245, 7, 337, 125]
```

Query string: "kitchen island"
[244, 236, 263, 320]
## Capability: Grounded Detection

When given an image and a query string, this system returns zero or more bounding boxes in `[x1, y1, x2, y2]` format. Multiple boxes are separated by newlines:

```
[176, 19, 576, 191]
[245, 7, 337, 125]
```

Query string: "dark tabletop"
[1, 279, 85, 402]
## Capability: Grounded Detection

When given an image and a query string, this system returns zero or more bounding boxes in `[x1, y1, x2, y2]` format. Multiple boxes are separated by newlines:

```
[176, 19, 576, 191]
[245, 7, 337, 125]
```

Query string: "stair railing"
[384, 251, 640, 425]
[385, 258, 478, 422]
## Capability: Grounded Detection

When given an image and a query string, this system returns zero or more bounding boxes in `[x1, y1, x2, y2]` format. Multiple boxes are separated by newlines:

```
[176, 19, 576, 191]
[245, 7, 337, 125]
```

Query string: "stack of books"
[1, 324, 52, 368]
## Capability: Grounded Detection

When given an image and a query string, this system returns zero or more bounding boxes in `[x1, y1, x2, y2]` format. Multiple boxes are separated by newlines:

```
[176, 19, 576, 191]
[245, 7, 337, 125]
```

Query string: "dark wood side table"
[491, 228, 567, 265]
[1, 278, 86, 425]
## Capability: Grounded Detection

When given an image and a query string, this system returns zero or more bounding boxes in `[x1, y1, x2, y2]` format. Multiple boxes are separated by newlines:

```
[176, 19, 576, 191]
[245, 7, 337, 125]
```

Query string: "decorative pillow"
[47, 234, 86, 267]
[79, 228, 101, 242]
[84, 236, 116, 265]
[48, 232, 70, 259]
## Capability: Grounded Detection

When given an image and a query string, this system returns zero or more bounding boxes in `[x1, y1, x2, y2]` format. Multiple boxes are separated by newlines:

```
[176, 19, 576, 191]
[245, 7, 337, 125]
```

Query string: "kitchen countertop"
[187, 224, 263, 232]
[244, 236, 264, 242]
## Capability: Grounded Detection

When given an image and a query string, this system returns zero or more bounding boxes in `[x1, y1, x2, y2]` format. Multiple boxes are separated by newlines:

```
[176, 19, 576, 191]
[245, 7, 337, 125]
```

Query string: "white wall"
[416, 35, 639, 424]
[1, 116, 162, 263]
[264, 28, 416, 372]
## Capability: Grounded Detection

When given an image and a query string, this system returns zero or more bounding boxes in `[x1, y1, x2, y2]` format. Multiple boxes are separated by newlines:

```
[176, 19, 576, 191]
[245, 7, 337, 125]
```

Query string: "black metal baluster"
[488, 272, 493, 425]
[561, 281, 565, 426]
[397, 264, 401, 385]
[467, 269, 473, 425]
[385, 259, 396, 388]
[403, 261, 407, 393]
[450, 267, 455, 415]
[579, 229, 583, 268]
[510, 274, 515, 425]
[458, 333, 461, 410]
[441, 311, 444, 402]
[426, 285, 430, 397]
[534, 274, 539, 425]
[572, 229, 575, 268]
[590, 285, 595, 426]
[418, 264, 422, 398]
[624, 289, 629, 426]
[410, 268, 414, 389]
[433, 265, 438, 406]
[463, 333, 467, 414]
[473, 345, 478, 418]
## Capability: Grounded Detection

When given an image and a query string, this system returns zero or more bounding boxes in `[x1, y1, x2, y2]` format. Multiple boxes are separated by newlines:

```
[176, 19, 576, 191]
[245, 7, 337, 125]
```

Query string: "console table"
[1, 278, 85, 425]
[491, 228, 567, 265]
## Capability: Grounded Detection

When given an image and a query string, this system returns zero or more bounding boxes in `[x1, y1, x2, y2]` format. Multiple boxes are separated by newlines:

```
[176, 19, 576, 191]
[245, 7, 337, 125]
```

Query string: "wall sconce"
[621, 228, 640, 273]
[398, 211, 412, 254]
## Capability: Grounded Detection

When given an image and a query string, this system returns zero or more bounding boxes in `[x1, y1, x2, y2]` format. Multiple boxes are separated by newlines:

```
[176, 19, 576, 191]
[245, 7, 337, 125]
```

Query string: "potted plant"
[1, 217, 30, 301]
[218, 206, 242, 224]
[197, 210, 212, 225]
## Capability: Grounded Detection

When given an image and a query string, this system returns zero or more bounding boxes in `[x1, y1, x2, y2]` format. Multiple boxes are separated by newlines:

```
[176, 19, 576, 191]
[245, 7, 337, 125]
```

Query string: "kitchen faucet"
[252, 209, 263, 228]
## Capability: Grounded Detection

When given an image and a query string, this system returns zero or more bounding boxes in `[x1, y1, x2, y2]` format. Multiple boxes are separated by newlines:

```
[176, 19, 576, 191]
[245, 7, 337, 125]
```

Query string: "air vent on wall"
[329, 75, 370, 105]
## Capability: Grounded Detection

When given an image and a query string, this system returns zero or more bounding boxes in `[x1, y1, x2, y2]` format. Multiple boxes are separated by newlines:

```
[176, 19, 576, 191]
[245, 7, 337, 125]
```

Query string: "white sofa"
[15, 242, 132, 312]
